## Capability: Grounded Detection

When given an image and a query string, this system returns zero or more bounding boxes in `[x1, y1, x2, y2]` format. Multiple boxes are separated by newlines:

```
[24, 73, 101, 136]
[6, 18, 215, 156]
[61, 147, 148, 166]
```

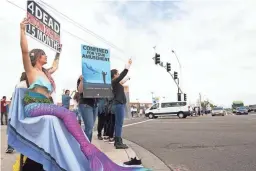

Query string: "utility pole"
[136, 98, 140, 117]
[199, 93, 202, 108]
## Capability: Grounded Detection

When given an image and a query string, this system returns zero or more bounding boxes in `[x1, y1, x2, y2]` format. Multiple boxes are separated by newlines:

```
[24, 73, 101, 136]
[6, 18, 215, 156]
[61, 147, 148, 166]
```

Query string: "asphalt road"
[123, 112, 256, 171]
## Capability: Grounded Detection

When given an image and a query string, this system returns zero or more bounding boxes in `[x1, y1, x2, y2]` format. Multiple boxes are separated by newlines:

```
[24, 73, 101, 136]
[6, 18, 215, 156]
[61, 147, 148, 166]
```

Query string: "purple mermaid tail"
[24, 103, 151, 171]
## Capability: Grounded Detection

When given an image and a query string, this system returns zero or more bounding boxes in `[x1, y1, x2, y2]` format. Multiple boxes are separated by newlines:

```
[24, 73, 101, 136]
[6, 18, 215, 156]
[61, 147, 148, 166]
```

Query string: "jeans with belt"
[78, 104, 98, 142]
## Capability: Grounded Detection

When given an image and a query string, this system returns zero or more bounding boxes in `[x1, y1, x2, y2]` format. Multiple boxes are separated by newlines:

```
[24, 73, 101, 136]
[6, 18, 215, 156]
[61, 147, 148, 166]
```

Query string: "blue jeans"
[78, 104, 98, 142]
[73, 109, 82, 121]
[114, 104, 125, 137]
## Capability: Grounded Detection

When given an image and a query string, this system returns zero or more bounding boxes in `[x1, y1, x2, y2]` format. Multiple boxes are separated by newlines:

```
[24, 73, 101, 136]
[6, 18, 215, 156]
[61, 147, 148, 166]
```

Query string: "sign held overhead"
[26, 1, 61, 52]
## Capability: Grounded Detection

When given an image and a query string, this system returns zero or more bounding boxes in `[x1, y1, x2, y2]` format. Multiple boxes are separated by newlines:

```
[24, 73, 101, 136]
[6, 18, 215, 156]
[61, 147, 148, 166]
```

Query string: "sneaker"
[123, 157, 142, 166]
[109, 138, 115, 144]
[103, 137, 109, 142]
[5, 148, 14, 154]
[98, 136, 103, 140]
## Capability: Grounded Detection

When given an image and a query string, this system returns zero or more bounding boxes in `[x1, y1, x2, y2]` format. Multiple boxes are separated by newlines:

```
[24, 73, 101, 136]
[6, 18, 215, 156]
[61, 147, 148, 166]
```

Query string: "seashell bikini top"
[28, 76, 53, 93]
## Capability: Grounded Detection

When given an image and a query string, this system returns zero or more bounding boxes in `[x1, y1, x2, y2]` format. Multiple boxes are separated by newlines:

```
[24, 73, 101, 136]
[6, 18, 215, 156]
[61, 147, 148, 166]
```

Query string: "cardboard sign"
[81, 44, 113, 98]
[26, 1, 61, 52]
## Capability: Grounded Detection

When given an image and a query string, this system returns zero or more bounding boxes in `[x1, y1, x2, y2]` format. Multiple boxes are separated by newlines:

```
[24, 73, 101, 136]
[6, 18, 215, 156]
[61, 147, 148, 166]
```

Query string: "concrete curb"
[123, 139, 173, 171]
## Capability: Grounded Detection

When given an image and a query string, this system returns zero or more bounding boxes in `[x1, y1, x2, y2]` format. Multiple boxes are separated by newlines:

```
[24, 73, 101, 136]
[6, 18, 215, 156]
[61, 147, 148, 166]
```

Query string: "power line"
[37, 0, 128, 56]
[5, 0, 127, 63]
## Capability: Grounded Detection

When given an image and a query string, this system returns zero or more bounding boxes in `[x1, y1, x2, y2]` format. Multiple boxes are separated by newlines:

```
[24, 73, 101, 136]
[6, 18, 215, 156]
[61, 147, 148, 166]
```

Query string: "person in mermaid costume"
[7, 18, 151, 171]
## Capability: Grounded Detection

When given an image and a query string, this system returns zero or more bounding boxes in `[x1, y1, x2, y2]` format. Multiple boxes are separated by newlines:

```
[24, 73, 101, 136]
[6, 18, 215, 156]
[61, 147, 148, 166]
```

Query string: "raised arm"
[120, 76, 131, 85]
[48, 44, 62, 74]
[70, 90, 76, 97]
[112, 59, 132, 84]
[20, 18, 33, 73]
[62, 89, 65, 95]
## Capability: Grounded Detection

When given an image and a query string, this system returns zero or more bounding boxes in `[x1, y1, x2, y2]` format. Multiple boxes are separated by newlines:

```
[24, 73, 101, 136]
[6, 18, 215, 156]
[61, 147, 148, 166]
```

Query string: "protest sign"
[26, 1, 61, 52]
[81, 44, 113, 98]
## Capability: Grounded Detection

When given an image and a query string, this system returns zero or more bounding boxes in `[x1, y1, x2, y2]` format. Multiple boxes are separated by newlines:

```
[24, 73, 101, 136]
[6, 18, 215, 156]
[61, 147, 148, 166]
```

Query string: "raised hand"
[128, 58, 132, 65]
[57, 44, 62, 53]
[20, 18, 29, 31]
[79, 75, 83, 81]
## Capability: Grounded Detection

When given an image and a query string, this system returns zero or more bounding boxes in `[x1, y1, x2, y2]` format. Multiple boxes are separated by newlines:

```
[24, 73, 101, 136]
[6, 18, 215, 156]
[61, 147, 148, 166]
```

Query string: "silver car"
[212, 107, 226, 116]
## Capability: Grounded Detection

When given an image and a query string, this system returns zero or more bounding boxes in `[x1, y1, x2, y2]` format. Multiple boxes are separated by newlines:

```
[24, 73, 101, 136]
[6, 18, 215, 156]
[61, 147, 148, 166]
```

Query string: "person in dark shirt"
[77, 75, 98, 142]
[103, 98, 116, 143]
[111, 58, 132, 149]
[97, 98, 107, 140]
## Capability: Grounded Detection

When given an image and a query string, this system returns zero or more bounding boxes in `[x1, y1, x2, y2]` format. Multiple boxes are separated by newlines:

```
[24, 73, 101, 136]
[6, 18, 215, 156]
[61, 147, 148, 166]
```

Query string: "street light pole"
[172, 50, 182, 69]
[136, 98, 140, 117]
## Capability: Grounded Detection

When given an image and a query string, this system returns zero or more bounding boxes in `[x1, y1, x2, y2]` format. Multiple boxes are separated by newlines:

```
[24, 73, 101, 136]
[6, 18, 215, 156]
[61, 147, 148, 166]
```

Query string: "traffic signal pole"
[166, 68, 183, 94]
[152, 47, 185, 101]
[152, 57, 184, 94]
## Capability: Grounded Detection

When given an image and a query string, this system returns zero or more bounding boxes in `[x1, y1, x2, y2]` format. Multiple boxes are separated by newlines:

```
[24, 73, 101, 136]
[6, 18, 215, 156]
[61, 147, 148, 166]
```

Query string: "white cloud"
[0, 0, 255, 107]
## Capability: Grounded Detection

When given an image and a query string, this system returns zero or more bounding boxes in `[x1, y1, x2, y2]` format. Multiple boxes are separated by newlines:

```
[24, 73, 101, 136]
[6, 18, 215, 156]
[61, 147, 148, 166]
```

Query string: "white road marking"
[123, 120, 152, 127]
[152, 121, 201, 124]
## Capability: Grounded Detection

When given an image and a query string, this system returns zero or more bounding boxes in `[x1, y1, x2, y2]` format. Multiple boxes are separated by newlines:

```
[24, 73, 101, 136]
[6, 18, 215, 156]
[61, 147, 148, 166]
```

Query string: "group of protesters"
[60, 61, 132, 149]
[3, 17, 148, 171]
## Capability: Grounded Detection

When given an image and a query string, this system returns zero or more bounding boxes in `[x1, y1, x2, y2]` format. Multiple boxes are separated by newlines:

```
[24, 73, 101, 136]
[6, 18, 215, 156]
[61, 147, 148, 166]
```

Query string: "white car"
[145, 101, 191, 119]
[212, 107, 226, 116]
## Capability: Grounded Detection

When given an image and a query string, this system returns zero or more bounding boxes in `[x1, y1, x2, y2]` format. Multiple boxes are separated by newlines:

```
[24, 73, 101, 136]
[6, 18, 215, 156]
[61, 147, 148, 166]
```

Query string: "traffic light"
[155, 53, 160, 65]
[174, 71, 178, 79]
[177, 93, 181, 101]
[184, 93, 187, 101]
[166, 62, 171, 72]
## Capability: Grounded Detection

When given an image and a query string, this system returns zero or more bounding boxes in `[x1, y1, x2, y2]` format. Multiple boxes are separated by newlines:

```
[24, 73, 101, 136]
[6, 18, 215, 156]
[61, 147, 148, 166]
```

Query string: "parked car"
[236, 107, 248, 115]
[145, 101, 191, 119]
[211, 107, 226, 116]
[248, 105, 256, 112]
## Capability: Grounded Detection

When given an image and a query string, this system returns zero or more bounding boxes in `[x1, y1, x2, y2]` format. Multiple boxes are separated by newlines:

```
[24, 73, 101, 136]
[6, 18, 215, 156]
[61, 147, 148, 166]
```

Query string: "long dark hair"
[29, 49, 56, 91]
[73, 92, 80, 103]
[111, 69, 118, 79]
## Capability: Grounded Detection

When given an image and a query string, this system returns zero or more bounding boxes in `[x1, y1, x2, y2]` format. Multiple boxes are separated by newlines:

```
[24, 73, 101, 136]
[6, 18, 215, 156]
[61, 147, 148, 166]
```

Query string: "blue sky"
[110, 1, 183, 28]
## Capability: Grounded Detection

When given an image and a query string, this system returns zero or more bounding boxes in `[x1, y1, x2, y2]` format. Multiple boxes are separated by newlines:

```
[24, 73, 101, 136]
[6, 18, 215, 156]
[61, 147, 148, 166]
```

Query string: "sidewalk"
[1, 126, 138, 170]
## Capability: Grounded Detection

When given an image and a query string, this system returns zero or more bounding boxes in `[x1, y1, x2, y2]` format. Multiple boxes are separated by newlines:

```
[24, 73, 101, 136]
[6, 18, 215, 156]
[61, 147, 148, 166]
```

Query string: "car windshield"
[239, 107, 246, 110]
[213, 107, 223, 110]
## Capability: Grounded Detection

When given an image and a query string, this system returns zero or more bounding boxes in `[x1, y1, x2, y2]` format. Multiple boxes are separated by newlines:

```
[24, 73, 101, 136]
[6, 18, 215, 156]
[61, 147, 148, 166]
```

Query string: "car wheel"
[178, 112, 184, 119]
[148, 113, 154, 119]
